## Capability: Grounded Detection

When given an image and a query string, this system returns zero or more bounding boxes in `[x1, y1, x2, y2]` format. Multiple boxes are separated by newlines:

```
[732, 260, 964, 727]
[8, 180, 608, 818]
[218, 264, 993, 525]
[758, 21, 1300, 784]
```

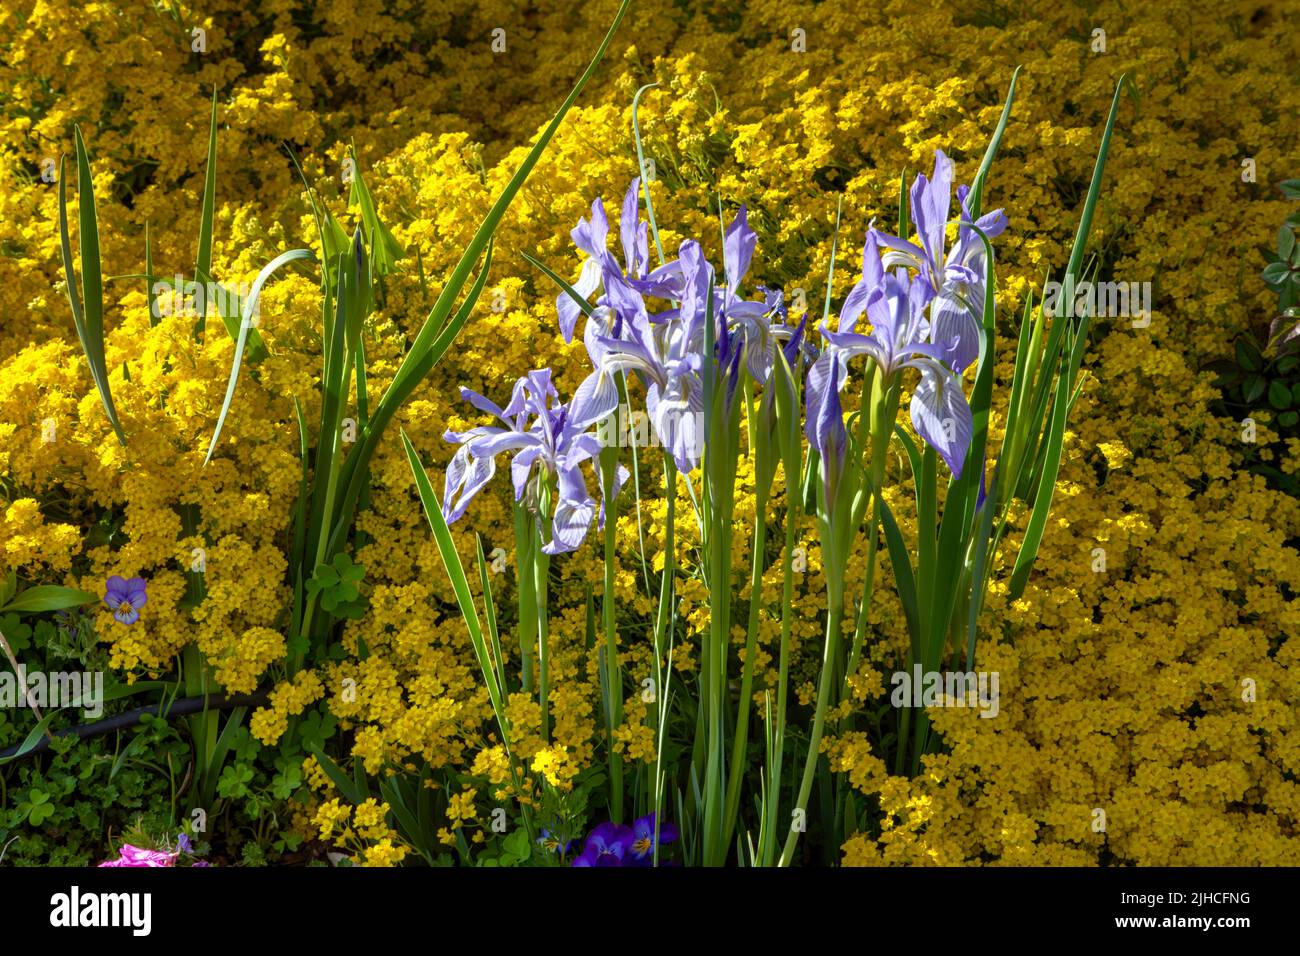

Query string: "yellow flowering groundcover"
[0, 0, 1297, 871]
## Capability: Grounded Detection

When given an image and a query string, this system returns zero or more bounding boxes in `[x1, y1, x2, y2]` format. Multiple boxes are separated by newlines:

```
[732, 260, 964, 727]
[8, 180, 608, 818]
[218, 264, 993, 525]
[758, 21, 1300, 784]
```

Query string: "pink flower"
[98, 844, 177, 868]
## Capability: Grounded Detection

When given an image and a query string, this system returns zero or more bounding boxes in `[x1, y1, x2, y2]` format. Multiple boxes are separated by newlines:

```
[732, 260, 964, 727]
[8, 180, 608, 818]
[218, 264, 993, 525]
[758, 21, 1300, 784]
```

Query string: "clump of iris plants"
[404, 69, 1125, 866]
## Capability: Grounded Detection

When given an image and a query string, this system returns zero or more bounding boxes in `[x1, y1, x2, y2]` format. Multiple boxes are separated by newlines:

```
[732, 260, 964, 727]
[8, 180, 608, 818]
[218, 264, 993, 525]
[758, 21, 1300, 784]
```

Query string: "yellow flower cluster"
[250, 670, 324, 745]
[312, 796, 409, 866]
[2, 498, 79, 572]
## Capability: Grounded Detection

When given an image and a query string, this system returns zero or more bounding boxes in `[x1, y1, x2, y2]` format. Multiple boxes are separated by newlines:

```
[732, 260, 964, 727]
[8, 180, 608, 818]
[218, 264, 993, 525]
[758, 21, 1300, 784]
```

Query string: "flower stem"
[600, 442, 624, 822]
[759, 466, 799, 866]
[778, 584, 844, 867]
[701, 408, 738, 866]
[653, 456, 677, 662]
[513, 503, 537, 692]
[535, 482, 553, 745]
[723, 483, 768, 846]
[649, 453, 676, 813]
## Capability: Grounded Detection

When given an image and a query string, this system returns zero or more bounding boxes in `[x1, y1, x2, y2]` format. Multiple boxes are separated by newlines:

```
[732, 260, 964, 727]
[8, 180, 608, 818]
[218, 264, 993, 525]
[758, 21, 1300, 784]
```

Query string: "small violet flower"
[536, 829, 572, 856]
[571, 821, 635, 867]
[103, 576, 147, 625]
[627, 812, 679, 865]
[570, 814, 679, 867]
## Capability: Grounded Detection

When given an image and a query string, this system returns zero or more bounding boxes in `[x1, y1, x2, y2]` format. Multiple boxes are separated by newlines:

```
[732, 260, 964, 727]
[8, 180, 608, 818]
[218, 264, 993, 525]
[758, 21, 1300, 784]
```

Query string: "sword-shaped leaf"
[58, 128, 126, 445]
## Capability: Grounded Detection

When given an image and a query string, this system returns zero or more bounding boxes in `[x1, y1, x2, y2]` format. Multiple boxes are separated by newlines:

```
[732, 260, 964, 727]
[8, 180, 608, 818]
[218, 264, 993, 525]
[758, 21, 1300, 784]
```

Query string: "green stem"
[778, 584, 844, 867]
[701, 427, 737, 867]
[513, 503, 537, 692]
[600, 442, 624, 822]
[181, 642, 218, 807]
[723, 486, 767, 846]
[649, 453, 676, 813]
[653, 456, 677, 661]
[839, 374, 894, 715]
[535, 482, 552, 745]
[840, 498, 880, 715]
[760, 476, 799, 866]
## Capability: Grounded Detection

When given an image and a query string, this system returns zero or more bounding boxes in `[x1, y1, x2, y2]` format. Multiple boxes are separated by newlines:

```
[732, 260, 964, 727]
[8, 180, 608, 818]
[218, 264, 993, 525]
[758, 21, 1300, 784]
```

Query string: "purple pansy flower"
[571, 821, 635, 867]
[103, 576, 147, 625]
[627, 812, 680, 865]
[569, 815, 679, 867]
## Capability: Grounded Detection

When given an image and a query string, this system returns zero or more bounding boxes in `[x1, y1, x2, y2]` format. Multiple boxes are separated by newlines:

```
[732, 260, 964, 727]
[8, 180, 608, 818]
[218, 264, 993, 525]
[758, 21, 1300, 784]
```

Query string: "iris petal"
[909, 364, 973, 479]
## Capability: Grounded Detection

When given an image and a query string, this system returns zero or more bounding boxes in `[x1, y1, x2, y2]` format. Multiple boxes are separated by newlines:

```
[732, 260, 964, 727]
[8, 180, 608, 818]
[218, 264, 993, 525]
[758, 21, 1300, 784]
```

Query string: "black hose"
[0, 690, 271, 760]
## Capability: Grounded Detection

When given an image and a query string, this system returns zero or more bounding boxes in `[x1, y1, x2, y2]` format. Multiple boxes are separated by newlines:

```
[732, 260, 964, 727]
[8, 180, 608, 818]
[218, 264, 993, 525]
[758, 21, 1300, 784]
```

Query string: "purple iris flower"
[714, 293, 748, 412]
[103, 576, 147, 625]
[873, 150, 1008, 374]
[809, 231, 974, 478]
[556, 179, 651, 342]
[782, 310, 809, 365]
[568, 240, 711, 472]
[571, 821, 635, 867]
[442, 369, 628, 555]
[176, 833, 193, 854]
[767, 308, 817, 388]
[806, 351, 848, 502]
[875, 148, 957, 287]
[634, 205, 793, 386]
[558, 184, 799, 470]
[714, 208, 805, 385]
[627, 812, 680, 865]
